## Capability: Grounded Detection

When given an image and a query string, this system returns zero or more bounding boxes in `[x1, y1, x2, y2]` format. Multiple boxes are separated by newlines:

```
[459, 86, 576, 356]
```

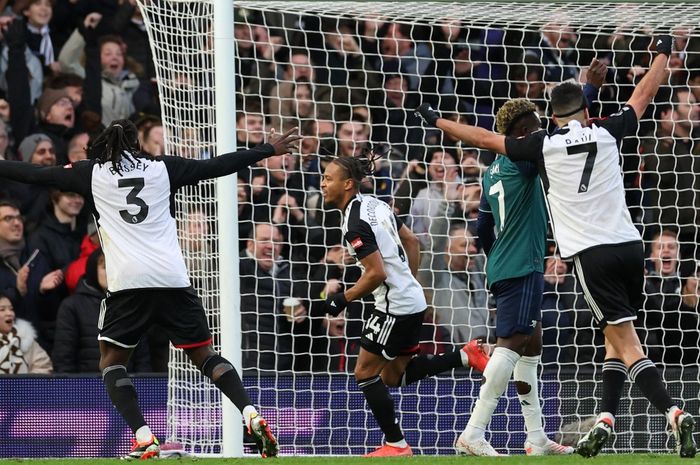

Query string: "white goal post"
[138, 0, 700, 456]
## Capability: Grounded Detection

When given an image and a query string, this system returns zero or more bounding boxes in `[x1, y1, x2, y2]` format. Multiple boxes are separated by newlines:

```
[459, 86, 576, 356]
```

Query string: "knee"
[201, 354, 234, 382]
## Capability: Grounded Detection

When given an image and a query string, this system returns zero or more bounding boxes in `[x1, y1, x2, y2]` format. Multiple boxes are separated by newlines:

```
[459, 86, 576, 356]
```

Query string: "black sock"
[103, 365, 147, 433]
[201, 355, 252, 412]
[401, 351, 463, 386]
[601, 358, 627, 416]
[628, 358, 674, 414]
[357, 375, 403, 443]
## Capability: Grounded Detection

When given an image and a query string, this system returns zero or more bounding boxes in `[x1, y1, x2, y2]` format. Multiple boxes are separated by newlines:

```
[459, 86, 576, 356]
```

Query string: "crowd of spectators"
[0, 2, 698, 375]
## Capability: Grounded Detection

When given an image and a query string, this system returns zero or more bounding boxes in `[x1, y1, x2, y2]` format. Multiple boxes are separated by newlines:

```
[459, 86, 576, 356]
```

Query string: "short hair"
[496, 99, 538, 135]
[45, 73, 84, 90]
[0, 199, 21, 211]
[550, 82, 586, 118]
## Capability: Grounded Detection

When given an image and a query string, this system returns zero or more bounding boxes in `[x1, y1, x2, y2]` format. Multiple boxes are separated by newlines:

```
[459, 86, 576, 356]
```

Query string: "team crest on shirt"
[351, 237, 363, 249]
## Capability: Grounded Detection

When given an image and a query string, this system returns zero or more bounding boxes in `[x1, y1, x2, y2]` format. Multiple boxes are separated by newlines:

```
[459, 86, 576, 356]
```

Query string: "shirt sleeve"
[161, 144, 276, 190]
[0, 160, 94, 196]
[504, 130, 546, 162]
[596, 105, 638, 144]
[345, 219, 378, 260]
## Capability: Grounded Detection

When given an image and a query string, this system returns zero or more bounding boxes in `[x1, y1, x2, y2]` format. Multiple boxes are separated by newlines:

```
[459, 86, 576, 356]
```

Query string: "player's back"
[90, 155, 189, 292]
[482, 155, 546, 286]
[542, 117, 640, 258]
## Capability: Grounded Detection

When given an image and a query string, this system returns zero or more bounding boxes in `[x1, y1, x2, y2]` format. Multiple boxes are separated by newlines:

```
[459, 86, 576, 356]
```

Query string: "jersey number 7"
[567, 142, 598, 194]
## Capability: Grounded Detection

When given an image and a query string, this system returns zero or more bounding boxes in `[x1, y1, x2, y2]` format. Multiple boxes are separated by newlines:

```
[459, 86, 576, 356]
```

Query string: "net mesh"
[139, 0, 700, 455]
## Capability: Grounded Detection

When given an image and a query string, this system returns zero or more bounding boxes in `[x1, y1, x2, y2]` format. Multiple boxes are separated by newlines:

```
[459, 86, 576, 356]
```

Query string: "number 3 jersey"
[0, 145, 276, 293]
[504, 105, 641, 259]
[342, 194, 426, 316]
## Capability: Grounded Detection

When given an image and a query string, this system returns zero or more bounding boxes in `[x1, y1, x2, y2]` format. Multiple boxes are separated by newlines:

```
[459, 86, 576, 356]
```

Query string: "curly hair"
[495, 98, 538, 136]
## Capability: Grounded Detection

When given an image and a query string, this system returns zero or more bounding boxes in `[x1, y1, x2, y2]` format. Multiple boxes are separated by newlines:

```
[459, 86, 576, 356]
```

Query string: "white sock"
[463, 347, 521, 442]
[243, 405, 258, 428]
[598, 411, 615, 428]
[135, 425, 153, 444]
[386, 439, 408, 448]
[513, 355, 547, 446]
[460, 349, 470, 368]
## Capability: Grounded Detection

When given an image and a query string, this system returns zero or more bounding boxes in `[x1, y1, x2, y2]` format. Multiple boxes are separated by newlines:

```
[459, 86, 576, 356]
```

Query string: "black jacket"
[52, 279, 151, 373]
[29, 213, 83, 271]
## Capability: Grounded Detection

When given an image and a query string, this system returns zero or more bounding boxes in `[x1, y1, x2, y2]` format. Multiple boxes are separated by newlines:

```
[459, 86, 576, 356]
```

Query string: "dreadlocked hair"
[88, 119, 141, 174]
[331, 144, 387, 186]
[496, 98, 538, 136]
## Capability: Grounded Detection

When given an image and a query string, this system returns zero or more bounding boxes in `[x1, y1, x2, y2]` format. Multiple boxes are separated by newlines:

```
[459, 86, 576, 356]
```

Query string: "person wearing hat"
[33, 87, 75, 165]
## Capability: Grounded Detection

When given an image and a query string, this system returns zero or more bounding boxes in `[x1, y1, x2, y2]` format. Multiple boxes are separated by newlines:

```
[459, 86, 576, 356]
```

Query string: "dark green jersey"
[480, 155, 547, 287]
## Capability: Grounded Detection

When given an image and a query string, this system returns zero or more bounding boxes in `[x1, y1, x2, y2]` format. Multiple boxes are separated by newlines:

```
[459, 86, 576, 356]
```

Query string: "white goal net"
[139, 0, 700, 455]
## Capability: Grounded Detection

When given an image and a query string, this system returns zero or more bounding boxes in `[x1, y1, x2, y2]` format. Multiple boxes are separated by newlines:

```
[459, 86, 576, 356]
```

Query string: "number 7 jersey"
[505, 105, 641, 259]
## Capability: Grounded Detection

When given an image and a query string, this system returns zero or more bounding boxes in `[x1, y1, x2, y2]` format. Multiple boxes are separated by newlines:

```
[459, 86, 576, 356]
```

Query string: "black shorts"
[98, 287, 212, 349]
[360, 309, 425, 360]
[572, 241, 644, 329]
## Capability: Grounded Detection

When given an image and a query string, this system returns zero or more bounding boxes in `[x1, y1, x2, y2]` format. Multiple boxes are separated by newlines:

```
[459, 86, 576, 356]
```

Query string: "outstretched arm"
[627, 35, 672, 119]
[416, 103, 507, 154]
[0, 160, 92, 195]
[163, 127, 302, 189]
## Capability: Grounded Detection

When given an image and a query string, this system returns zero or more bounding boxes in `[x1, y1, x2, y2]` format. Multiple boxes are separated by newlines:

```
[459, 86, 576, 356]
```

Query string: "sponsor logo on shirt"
[351, 237, 363, 249]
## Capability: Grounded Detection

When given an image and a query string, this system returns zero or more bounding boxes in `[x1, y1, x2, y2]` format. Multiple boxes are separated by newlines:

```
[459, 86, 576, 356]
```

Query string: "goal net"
[139, 0, 700, 455]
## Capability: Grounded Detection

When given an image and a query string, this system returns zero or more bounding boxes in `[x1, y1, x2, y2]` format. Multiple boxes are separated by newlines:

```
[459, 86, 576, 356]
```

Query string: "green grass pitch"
[0, 455, 693, 465]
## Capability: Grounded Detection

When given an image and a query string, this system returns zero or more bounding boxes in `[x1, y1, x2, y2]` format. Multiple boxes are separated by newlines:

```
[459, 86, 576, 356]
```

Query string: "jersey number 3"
[118, 178, 149, 224]
[567, 142, 598, 193]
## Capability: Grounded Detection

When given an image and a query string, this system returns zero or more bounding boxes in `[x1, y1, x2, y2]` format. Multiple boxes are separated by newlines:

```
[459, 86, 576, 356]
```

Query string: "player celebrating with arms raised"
[320, 151, 490, 457]
[417, 35, 696, 458]
[0, 120, 301, 459]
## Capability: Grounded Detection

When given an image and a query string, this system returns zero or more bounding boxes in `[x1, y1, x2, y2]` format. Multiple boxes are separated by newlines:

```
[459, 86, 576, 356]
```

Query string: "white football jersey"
[506, 106, 641, 258]
[90, 156, 190, 292]
[342, 194, 426, 316]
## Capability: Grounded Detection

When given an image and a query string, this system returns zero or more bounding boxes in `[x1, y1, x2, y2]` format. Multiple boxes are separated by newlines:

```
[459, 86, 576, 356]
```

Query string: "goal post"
[138, 0, 700, 456]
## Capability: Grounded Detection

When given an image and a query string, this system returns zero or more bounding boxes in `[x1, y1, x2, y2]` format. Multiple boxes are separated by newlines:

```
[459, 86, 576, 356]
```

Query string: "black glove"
[4, 19, 27, 51]
[654, 35, 673, 57]
[415, 103, 440, 127]
[324, 292, 348, 316]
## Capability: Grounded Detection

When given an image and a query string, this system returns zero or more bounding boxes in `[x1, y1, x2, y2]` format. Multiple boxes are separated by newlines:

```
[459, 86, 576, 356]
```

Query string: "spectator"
[63, 220, 99, 294]
[12, 133, 56, 233]
[52, 249, 151, 373]
[28, 189, 85, 271]
[141, 121, 163, 156]
[336, 117, 370, 158]
[530, 22, 579, 82]
[0, 16, 44, 104]
[0, 291, 52, 374]
[235, 108, 265, 150]
[641, 88, 700, 256]
[0, 120, 13, 160]
[430, 222, 490, 346]
[642, 229, 699, 366]
[240, 223, 309, 373]
[66, 131, 88, 163]
[380, 23, 432, 92]
[110, 0, 155, 80]
[0, 199, 63, 352]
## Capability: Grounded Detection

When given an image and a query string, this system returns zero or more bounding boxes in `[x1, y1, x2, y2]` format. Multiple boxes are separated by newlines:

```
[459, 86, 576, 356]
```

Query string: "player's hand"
[324, 292, 348, 317]
[586, 58, 608, 88]
[268, 127, 301, 156]
[654, 35, 673, 57]
[415, 103, 440, 127]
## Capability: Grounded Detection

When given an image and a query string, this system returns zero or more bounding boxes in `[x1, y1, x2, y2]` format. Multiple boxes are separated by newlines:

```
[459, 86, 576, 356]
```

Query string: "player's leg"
[516, 323, 573, 455]
[184, 344, 278, 457]
[604, 322, 696, 458]
[165, 287, 277, 457]
[384, 338, 490, 388]
[97, 291, 159, 460]
[356, 310, 421, 457]
[457, 274, 543, 456]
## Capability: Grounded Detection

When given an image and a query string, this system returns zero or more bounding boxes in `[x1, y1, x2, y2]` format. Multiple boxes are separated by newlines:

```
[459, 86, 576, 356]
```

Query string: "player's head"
[496, 98, 541, 137]
[88, 119, 140, 173]
[550, 81, 588, 127]
[321, 152, 378, 208]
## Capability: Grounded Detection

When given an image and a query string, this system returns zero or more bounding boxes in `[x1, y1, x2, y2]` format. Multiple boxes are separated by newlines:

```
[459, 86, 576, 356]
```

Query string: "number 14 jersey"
[505, 106, 641, 259]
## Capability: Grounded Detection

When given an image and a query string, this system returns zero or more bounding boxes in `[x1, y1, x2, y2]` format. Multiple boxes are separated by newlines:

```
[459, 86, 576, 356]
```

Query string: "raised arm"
[416, 103, 507, 154]
[626, 35, 672, 119]
[163, 128, 302, 189]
